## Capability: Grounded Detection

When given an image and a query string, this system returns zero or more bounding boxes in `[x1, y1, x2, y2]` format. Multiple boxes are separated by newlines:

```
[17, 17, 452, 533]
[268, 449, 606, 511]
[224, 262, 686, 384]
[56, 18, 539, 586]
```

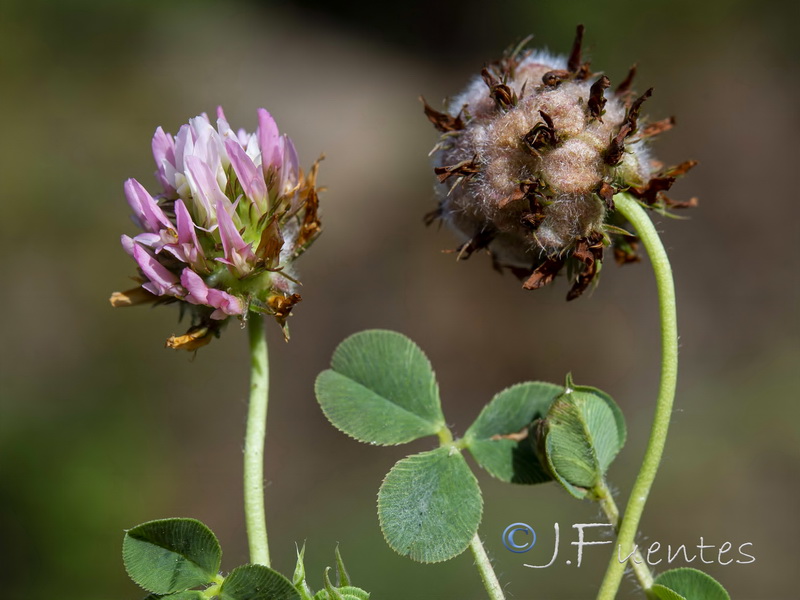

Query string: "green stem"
[596, 194, 678, 599]
[593, 480, 653, 590]
[469, 533, 506, 600]
[244, 313, 271, 566]
[437, 428, 504, 599]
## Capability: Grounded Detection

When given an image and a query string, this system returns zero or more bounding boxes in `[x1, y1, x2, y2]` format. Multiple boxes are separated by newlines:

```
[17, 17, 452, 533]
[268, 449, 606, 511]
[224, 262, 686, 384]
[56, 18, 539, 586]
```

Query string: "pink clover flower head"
[110, 107, 323, 349]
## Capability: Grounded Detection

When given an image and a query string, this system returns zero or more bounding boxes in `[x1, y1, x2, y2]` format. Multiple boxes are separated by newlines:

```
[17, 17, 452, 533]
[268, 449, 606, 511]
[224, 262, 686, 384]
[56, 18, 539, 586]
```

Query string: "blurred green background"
[1, 0, 798, 598]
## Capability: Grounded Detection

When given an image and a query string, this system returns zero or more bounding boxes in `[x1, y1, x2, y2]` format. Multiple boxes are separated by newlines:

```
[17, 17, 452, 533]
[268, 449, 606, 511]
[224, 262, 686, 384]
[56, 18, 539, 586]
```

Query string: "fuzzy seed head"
[424, 27, 696, 298]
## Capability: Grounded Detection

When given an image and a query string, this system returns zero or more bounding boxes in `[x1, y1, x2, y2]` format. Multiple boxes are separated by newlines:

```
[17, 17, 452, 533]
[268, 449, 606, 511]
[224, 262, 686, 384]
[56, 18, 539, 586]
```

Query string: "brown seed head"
[423, 27, 696, 299]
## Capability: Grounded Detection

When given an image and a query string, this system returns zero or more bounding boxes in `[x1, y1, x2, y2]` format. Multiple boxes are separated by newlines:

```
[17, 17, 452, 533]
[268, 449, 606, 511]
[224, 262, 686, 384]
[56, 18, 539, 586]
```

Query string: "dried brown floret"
[420, 96, 466, 133]
[434, 157, 480, 183]
[523, 257, 567, 290]
[588, 76, 611, 121]
[615, 64, 638, 95]
[481, 67, 517, 110]
[567, 24, 585, 73]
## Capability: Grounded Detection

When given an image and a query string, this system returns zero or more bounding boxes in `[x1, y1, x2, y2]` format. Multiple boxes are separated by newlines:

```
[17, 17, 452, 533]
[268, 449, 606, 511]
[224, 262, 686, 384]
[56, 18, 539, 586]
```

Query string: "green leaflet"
[315, 330, 445, 445]
[123, 518, 221, 595]
[378, 447, 482, 563]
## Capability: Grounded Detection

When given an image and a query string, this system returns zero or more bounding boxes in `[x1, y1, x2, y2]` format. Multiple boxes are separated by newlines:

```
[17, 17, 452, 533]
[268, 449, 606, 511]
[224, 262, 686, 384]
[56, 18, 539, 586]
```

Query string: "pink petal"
[152, 126, 176, 193]
[124, 178, 171, 232]
[207, 288, 244, 318]
[216, 199, 247, 251]
[133, 244, 180, 297]
[184, 156, 228, 227]
[121, 234, 135, 256]
[216, 107, 233, 140]
[132, 232, 162, 248]
[179, 268, 209, 304]
[225, 138, 267, 206]
[278, 135, 300, 200]
[189, 115, 223, 170]
[179, 268, 242, 318]
[216, 199, 254, 274]
[174, 123, 196, 173]
[161, 200, 204, 267]
[176, 200, 202, 250]
[257, 108, 282, 174]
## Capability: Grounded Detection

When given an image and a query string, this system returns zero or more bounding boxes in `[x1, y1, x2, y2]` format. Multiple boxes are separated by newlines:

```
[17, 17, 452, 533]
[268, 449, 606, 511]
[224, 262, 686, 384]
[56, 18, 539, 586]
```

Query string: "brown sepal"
[523, 110, 557, 156]
[604, 123, 632, 165]
[268, 293, 302, 339]
[434, 157, 480, 183]
[625, 88, 653, 134]
[420, 96, 465, 133]
[296, 185, 322, 249]
[574, 62, 593, 81]
[665, 197, 699, 209]
[498, 179, 544, 210]
[481, 67, 516, 110]
[542, 69, 571, 87]
[595, 181, 617, 209]
[293, 157, 323, 252]
[255, 215, 283, 268]
[604, 88, 650, 165]
[567, 24, 585, 73]
[498, 184, 526, 209]
[492, 35, 534, 80]
[424, 203, 444, 226]
[521, 210, 546, 230]
[615, 64, 637, 95]
[631, 176, 675, 205]
[450, 226, 497, 261]
[508, 265, 535, 281]
[566, 237, 604, 301]
[517, 181, 547, 228]
[523, 256, 566, 290]
[588, 75, 611, 121]
[663, 159, 698, 178]
[613, 239, 641, 265]
[638, 117, 675, 140]
[631, 160, 698, 206]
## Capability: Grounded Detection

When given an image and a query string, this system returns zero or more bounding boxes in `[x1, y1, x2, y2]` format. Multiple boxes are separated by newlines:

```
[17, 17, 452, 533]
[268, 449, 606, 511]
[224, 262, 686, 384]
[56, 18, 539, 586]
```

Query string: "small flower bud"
[424, 26, 696, 299]
[111, 107, 323, 347]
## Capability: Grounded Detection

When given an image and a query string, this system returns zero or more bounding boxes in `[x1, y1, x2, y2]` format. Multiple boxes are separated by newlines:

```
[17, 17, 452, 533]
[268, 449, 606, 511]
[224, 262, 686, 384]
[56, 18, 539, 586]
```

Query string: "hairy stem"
[440, 427, 505, 599]
[593, 480, 653, 590]
[597, 193, 679, 599]
[244, 313, 271, 566]
[469, 533, 506, 600]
